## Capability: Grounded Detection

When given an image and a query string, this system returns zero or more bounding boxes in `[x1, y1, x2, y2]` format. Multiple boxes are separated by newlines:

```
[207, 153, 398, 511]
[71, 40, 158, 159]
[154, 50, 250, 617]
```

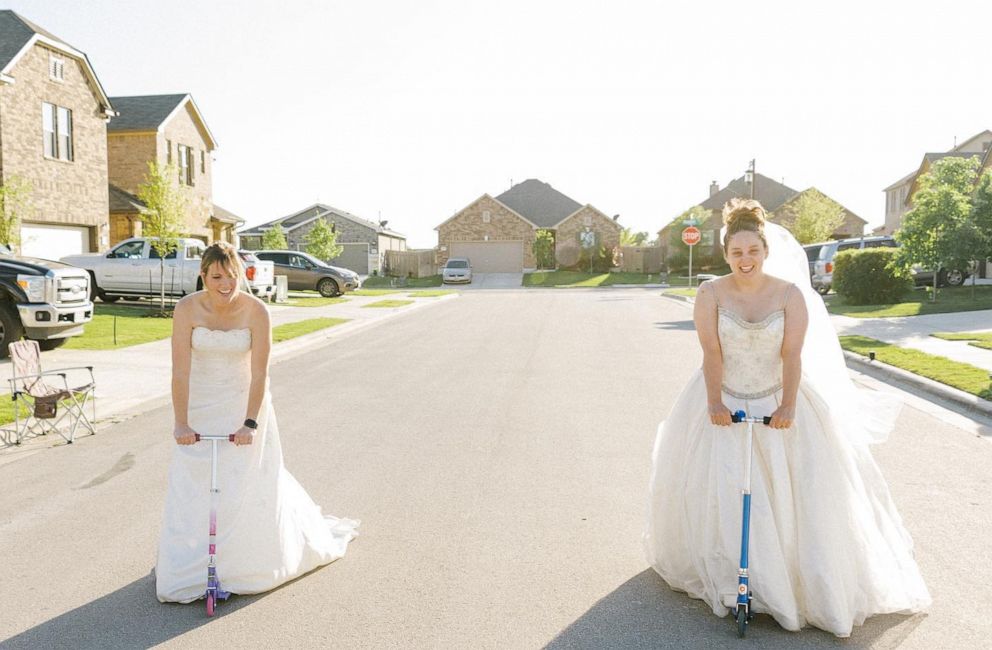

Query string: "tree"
[896, 157, 979, 301]
[777, 189, 845, 244]
[620, 228, 649, 247]
[303, 218, 342, 262]
[136, 162, 187, 313]
[0, 175, 35, 249]
[261, 223, 288, 250]
[970, 170, 992, 290]
[532, 229, 555, 269]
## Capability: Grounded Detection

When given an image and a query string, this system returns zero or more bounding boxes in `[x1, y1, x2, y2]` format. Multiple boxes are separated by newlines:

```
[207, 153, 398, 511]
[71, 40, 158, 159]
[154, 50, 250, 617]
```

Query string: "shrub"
[833, 248, 913, 305]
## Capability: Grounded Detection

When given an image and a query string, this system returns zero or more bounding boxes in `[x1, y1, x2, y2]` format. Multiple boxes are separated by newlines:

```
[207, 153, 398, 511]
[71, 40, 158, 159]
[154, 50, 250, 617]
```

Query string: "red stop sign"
[681, 226, 701, 246]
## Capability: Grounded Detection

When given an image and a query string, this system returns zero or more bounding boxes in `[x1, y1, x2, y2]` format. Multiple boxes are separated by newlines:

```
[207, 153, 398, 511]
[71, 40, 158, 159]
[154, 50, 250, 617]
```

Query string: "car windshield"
[446, 260, 468, 269]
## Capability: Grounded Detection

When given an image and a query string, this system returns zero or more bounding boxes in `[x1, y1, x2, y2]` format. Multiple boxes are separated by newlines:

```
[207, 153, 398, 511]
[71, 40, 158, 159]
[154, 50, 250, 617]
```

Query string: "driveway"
[446, 272, 523, 290]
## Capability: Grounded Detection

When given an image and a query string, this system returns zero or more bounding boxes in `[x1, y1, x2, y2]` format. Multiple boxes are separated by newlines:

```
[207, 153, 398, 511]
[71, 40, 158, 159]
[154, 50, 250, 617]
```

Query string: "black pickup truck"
[0, 244, 93, 355]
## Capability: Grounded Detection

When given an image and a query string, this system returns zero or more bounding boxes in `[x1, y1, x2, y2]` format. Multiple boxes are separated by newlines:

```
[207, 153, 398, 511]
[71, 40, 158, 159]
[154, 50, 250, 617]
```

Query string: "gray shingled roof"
[108, 184, 145, 213]
[494, 179, 582, 228]
[699, 173, 799, 214]
[239, 203, 402, 237]
[0, 10, 69, 71]
[107, 94, 188, 132]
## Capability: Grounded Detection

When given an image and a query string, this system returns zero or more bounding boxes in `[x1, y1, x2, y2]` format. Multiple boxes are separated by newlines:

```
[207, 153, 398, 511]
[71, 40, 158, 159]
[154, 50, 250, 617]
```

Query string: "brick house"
[239, 203, 407, 274]
[436, 179, 622, 272]
[658, 174, 866, 263]
[106, 93, 241, 245]
[0, 10, 116, 259]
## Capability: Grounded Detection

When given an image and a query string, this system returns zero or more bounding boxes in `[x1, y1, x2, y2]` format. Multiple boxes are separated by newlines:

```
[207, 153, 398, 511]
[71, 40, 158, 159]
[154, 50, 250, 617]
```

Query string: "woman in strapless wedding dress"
[156, 243, 357, 604]
[644, 200, 930, 637]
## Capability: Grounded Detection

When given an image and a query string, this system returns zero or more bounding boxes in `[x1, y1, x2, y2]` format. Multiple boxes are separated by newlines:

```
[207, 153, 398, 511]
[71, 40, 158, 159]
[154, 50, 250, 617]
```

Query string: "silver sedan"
[442, 258, 472, 284]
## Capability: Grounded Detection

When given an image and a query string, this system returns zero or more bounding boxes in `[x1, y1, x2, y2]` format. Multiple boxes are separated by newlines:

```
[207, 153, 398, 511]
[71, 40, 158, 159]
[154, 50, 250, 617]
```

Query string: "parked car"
[802, 242, 829, 283]
[62, 237, 207, 303]
[0, 243, 93, 354]
[237, 250, 276, 301]
[442, 258, 472, 284]
[253, 250, 360, 297]
[811, 235, 970, 295]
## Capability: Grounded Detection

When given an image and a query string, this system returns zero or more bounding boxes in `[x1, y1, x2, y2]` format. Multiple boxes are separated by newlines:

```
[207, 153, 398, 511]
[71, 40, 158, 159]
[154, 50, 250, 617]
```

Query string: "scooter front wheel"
[206, 593, 215, 617]
[736, 607, 747, 638]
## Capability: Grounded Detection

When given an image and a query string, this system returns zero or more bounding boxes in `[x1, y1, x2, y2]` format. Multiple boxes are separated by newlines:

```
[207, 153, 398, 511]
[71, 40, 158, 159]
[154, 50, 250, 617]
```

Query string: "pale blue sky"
[7, 0, 991, 247]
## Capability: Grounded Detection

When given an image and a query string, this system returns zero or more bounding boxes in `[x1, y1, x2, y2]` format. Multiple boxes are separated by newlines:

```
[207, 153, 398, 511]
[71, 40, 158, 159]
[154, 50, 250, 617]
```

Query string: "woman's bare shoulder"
[173, 294, 201, 321]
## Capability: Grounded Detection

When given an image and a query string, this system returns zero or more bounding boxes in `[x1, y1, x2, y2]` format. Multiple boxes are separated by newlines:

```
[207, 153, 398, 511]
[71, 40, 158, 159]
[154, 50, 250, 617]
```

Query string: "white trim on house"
[157, 94, 218, 150]
[434, 194, 539, 231]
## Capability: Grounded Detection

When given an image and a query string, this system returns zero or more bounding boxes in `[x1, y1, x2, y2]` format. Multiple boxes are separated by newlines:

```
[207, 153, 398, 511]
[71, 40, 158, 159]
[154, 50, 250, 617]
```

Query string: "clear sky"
[8, 0, 991, 248]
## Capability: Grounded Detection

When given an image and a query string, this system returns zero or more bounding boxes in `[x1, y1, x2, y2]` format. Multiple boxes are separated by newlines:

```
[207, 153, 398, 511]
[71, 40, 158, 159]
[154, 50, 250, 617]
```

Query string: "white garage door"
[449, 241, 524, 273]
[20, 223, 89, 261]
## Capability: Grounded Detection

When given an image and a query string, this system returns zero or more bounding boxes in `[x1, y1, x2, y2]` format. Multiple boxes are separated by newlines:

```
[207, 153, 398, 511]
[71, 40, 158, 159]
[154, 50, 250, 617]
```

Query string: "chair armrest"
[51, 366, 95, 375]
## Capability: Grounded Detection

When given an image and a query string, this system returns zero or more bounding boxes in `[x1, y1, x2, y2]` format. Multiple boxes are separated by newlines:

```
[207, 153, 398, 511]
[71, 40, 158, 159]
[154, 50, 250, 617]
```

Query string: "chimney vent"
[709, 181, 719, 197]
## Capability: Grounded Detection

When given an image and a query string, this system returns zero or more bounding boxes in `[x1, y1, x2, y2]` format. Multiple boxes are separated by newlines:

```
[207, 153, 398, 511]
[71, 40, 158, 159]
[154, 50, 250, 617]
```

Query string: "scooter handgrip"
[228, 434, 236, 442]
[731, 410, 745, 423]
[763, 417, 772, 425]
[194, 433, 201, 442]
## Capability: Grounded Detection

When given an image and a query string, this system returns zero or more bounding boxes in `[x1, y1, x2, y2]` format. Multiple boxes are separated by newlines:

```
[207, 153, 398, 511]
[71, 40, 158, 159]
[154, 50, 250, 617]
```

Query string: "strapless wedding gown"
[156, 327, 358, 603]
[644, 307, 930, 637]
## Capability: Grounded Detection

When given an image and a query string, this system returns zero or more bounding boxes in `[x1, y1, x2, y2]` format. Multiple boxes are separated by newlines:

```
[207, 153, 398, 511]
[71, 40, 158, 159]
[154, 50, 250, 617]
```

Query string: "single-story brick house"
[239, 203, 406, 275]
[436, 179, 622, 272]
[658, 173, 866, 263]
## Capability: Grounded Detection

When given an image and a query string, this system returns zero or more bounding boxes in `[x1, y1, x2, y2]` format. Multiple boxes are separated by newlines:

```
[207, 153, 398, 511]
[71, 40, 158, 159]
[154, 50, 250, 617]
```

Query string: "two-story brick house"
[106, 93, 241, 245]
[0, 10, 116, 259]
[239, 203, 407, 274]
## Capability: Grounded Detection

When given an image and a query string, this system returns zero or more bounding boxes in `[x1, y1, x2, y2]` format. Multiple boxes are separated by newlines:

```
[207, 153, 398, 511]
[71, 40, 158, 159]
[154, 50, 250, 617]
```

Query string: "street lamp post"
[744, 159, 755, 199]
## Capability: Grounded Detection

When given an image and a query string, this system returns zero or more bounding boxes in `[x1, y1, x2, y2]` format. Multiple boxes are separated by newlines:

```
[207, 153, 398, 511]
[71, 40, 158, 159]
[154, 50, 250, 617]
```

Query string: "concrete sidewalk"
[0, 291, 456, 451]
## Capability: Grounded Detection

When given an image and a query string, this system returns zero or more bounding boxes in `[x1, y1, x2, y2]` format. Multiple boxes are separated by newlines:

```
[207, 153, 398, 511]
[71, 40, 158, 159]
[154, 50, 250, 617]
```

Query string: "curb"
[659, 292, 992, 420]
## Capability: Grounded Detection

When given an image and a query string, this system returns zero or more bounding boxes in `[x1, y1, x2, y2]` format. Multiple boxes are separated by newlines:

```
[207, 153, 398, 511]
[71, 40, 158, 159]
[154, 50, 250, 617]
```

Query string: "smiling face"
[201, 261, 239, 303]
[724, 230, 768, 279]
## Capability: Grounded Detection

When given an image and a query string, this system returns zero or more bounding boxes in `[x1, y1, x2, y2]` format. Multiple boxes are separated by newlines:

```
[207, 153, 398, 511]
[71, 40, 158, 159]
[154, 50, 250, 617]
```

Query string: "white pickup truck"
[62, 237, 275, 302]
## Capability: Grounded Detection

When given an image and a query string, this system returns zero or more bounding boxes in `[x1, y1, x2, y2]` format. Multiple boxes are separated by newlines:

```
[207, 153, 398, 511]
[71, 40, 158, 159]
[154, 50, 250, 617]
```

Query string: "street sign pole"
[688, 243, 693, 288]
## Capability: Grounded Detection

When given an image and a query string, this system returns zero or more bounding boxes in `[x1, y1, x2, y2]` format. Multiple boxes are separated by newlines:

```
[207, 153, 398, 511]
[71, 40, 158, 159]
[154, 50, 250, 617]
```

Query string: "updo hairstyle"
[722, 198, 768, 252]
[200, 241, 243, 280]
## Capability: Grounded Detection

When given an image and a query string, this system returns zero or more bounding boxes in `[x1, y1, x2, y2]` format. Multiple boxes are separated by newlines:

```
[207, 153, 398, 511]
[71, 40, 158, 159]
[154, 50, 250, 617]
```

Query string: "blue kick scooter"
[730, 410, 771, 639]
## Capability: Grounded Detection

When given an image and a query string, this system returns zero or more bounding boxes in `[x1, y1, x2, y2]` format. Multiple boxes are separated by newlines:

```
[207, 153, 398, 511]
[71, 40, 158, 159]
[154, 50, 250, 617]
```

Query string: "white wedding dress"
[156, 327, 358, 603]
[644, 303, 931, 637]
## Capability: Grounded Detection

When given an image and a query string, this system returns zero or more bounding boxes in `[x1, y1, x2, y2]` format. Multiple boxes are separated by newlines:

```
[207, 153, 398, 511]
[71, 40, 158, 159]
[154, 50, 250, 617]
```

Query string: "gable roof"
[699, 173, 799, 213]
[108, 94, 217, 149]
[0, 10, 114, 114]
[108, 184, 145, 214]
[884, 129, 992, 191]
[212, 204, 245, 225]
[494, 179, 583, 228]
[239, 203, 402, 237]
[777, 187, 867, 225]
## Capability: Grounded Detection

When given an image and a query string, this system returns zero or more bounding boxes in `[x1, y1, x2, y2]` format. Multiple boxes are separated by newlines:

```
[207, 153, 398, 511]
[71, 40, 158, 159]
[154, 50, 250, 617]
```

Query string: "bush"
[833, 248, 913, 305]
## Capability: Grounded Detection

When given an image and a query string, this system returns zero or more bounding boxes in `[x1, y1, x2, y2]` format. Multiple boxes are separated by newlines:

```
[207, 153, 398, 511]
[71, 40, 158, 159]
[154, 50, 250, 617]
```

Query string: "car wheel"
[0, 302, 25, 357]
[99, 291, 119, 303]
[945, 269, 965, 287]
[317, 278, 339, 297]
[88, 272, 99, 301]
[815, 284, 830, 296]
[37, 338, 68, 351]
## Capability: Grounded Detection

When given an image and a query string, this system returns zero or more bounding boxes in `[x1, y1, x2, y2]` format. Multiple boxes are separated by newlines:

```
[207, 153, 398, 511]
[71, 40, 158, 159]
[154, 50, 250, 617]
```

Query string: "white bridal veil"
[738, 221, 901, 445]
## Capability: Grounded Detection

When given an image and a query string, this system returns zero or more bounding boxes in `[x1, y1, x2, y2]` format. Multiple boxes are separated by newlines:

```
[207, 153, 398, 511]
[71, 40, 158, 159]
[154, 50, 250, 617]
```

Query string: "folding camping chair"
[7, 340, 96, 445]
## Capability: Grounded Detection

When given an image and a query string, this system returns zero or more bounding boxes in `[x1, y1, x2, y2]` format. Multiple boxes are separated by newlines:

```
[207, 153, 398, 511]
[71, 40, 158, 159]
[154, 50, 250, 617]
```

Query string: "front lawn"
[931, 331, 992, 351]
[284, 296, 349, 307]
[63, 305, 174, 350]
[361, 275, 444, 288]
[351, 289, 403, 297]
[523, 271, 666, 287]
[362, 299, 414, 308]
[271, 318, 348, 343]
[824, 285, 992, 318]
[407, 290, 455, 298]
[664, 288, 698, 298]
[839, 335, 991, 399]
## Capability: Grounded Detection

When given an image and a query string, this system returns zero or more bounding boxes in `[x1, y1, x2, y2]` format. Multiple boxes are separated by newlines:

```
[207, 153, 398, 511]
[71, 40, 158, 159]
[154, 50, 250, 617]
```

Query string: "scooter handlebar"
[731, 411, 772, 425]
[193, 434, 236, 442]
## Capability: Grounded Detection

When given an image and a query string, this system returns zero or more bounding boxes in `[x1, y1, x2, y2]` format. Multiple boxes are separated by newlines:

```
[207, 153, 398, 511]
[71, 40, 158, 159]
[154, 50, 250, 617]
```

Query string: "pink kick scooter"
[194, 433, 235, 616]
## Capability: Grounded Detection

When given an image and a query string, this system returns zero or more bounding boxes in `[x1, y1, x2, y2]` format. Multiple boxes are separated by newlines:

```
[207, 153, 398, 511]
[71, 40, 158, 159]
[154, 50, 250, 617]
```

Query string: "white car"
[442, 258, 472, 284]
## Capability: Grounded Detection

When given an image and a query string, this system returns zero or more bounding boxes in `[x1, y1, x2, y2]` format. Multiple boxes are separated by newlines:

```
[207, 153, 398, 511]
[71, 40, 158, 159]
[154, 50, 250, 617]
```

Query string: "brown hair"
[722, 198, 768, 252]
[200, 241, 243, 280]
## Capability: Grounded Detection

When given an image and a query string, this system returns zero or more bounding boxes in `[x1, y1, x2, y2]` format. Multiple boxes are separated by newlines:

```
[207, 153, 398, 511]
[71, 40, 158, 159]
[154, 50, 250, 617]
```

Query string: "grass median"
[931, 331, 992, 350]
[825, 285, 992, 318]
[839, 335, 992, 400]
[362, 299, 414, 308]
[407, 290, 455, 297]
[284, 296, 349, 307]
[361, 275, 443, 288]
[271, 317, 349, 343]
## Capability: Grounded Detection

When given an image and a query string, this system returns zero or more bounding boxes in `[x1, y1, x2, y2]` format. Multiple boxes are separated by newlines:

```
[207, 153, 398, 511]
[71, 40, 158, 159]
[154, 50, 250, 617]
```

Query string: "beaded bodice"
[718, 308, 785, 399]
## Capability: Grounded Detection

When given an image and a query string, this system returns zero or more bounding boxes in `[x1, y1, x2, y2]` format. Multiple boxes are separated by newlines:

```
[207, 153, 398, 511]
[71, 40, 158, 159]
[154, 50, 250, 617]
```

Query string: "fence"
[384, 249, 437, 278]
[619, 246, 663, 274]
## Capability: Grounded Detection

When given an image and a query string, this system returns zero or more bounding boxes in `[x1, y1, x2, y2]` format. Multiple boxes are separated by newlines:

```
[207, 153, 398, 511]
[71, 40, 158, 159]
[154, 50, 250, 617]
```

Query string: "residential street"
[1, 290, 990, 649]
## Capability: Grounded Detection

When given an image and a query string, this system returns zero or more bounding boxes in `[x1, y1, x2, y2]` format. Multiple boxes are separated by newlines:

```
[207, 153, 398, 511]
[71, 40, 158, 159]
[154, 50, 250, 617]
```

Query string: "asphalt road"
[1, 290, 989, 649]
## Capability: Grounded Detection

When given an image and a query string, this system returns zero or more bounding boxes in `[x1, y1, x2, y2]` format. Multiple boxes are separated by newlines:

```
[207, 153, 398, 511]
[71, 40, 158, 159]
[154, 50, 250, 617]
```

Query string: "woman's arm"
[771, 284, 809, 429]
[171, 298, 196, 444]
[694, 282, 731, 426]
[233, 299, 272, 446]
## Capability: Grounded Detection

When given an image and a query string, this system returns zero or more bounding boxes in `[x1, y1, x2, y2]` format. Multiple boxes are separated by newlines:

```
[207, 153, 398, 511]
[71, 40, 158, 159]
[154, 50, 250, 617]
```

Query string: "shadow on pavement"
[1, 571, 265, 650]
[543, 569, 925, 650]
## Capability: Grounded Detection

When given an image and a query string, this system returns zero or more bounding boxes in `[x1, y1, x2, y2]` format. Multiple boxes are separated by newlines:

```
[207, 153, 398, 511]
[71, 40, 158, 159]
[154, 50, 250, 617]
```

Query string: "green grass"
[406, 290, 455, 297]
[931, 331, 992, 351]
[351, 289, 403, 296]
[664, 288, 698, 298]
[839, 335, 992, 400]
[283, 296, 349, 307]
[522, 271, 666, 287]
[0, 398, 30, 427]
[361, 275, 444, 288]
[824, 285, 992, 318]
[271, 317, 348, 343]
[63, 305, 174, 350]
[362, 299, 415, 308]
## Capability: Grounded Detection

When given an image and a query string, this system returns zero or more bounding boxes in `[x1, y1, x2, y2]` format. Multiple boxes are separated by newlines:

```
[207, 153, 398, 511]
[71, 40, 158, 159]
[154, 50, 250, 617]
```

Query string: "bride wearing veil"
[644, 199, 930, 637]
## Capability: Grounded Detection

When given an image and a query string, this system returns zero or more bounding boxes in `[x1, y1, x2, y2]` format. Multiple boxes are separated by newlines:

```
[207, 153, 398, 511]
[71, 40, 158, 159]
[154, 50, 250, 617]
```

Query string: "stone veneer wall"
[555, 206, 622, 262]
[0, 43, 108, 250]
[436, 195, 536, 268]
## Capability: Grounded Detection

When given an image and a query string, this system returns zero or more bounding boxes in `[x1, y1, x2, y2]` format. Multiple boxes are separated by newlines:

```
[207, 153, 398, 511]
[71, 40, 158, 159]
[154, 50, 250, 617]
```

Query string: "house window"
[482, 210, 491, 223]
[48, 55, 65, 82]
[177, 145, 194, 185]
[166, 140, 172, 164]
[200, 150, 206, 174]
[41, 102, 72, 161]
